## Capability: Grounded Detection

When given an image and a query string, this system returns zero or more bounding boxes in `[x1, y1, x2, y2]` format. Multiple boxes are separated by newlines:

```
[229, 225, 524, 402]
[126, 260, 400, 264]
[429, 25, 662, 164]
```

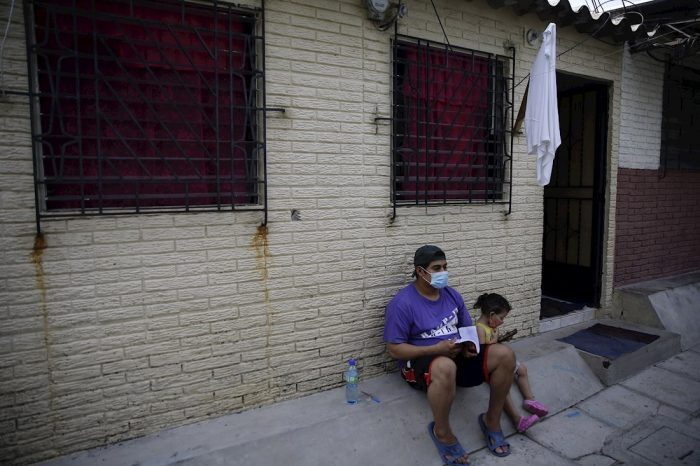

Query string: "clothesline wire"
[418, 0, 688, 97]
[558, 15, 611, 57]
[517, 20, 699, 89]
[426, 2, 616, 91]
[512, 14, 612, 91]
[430, 0, 452, 52]
[605, 21, 700, 56]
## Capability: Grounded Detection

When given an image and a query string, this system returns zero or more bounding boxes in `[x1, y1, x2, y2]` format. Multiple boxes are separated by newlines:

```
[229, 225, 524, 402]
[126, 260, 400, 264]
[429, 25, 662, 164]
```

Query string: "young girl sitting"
[474, 293, 549, 433]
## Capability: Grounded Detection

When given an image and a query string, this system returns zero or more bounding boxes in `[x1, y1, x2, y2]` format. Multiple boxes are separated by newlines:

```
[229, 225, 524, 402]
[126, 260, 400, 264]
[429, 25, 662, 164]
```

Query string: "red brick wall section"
[614, 168, 700, 287]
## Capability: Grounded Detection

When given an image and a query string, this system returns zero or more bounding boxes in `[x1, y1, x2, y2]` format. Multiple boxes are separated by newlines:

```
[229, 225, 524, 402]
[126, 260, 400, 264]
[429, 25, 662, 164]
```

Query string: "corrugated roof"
[484, 0, 700, 59]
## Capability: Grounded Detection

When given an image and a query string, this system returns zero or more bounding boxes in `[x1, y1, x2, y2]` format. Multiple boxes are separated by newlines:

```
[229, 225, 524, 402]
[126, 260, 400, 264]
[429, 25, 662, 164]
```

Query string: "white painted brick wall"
[618, 45, 664, 169]
[0, 0, 624, 463]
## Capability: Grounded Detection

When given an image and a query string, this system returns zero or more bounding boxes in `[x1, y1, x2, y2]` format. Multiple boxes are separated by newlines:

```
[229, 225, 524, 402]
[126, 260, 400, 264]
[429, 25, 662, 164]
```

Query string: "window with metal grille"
[26, 0, 265, 216]
[391, 37, 513, 207]
[661, 63, 700, 171]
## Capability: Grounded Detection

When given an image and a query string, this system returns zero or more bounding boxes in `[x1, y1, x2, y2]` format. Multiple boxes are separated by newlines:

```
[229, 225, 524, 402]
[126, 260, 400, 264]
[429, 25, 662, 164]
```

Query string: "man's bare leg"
[502, 393, 521, 426]
[484, 343, 516, 454]
[427, 356, 469, 464]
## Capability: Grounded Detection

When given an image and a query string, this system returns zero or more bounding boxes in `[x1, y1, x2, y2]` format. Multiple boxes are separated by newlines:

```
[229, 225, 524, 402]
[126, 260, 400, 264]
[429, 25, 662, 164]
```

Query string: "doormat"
[557, 324, 659, 360]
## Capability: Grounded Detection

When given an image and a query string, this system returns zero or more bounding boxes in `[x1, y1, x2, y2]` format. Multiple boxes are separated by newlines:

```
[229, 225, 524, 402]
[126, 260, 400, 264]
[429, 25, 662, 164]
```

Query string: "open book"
[454, 326, 480, 354]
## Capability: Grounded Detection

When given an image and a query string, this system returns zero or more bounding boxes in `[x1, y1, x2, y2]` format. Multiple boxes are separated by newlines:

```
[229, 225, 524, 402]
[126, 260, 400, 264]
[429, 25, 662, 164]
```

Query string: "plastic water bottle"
[345, 359, 359, 404]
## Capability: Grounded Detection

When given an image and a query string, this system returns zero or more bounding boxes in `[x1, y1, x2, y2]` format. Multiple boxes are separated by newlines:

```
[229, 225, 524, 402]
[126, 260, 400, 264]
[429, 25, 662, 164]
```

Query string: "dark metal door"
[541, 84, 607, 306]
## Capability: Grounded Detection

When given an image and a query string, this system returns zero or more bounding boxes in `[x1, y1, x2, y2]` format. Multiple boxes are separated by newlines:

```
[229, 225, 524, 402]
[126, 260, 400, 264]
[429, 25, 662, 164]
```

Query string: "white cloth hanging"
[525, 23, 561, 187]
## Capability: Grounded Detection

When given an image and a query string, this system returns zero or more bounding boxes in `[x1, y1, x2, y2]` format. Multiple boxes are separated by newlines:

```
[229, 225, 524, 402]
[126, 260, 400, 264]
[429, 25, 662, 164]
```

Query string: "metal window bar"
[390, 35, 513, 215]
[24, 0, 267, 227]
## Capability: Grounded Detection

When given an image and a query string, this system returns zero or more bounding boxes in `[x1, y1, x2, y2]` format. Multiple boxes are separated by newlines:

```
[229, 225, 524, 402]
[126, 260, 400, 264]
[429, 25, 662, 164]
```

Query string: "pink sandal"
[523, 399, 549, 417]
[516, 414, 539, 433]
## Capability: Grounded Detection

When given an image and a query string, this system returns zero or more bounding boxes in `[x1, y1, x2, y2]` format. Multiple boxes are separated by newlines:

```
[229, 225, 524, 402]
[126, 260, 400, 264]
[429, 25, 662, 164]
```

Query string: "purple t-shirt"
[383, 284, 472, 356]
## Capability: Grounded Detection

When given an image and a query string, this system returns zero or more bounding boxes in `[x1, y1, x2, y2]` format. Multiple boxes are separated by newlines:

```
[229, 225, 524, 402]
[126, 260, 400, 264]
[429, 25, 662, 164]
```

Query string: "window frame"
[390, 35, 514, 213]
[24, 0, 267, 221]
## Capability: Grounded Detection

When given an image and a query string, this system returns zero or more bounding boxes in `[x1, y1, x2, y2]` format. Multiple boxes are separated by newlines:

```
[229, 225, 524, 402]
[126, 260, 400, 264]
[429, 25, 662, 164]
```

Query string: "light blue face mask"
[421, 268, 449, 289]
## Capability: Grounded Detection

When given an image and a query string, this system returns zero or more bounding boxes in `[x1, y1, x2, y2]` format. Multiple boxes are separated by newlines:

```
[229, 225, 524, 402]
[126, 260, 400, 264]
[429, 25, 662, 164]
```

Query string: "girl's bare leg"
[516, 363, 535, 400]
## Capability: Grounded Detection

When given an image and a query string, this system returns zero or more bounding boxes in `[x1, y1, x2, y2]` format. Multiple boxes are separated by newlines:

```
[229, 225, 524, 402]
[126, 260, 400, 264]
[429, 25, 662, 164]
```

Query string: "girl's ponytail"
[473, 293, 489, 310]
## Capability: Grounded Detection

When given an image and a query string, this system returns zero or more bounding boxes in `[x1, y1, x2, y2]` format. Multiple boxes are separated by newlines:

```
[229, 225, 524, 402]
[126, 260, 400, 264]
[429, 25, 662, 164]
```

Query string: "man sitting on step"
[383, 245, 516, 464]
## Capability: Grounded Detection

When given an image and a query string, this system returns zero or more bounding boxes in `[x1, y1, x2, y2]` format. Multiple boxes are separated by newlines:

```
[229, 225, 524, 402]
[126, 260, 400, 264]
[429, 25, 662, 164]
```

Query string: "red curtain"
[397, 44, 491, 203]
[35, 0, 253, 210]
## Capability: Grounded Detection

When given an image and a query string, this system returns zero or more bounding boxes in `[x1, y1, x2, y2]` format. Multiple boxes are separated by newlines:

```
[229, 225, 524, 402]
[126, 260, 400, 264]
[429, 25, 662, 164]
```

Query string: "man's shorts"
[401, 345, 490, 392]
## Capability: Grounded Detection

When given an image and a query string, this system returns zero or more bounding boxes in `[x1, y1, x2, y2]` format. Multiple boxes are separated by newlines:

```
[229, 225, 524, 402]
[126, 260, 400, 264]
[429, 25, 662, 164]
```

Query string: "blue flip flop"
[478, 413, 510, 457]
[427, 421, 471, 465]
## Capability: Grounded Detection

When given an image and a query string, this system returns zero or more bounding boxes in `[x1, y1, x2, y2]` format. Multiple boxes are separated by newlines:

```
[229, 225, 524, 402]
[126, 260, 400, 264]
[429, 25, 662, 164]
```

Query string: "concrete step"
[40, 333, 606, 466]
[37, 316, 694, 466]
[613, 270, 700, 350]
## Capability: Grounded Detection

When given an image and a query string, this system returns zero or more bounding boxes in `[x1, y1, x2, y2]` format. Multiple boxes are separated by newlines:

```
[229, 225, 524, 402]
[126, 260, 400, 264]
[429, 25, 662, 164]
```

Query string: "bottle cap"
[348, 358, 356, 366]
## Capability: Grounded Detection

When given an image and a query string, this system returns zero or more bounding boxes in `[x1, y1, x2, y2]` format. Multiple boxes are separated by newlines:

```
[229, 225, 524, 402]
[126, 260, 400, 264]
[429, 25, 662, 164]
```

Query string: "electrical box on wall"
[364, 0, 407, 31]
[365, 0, 390, 20]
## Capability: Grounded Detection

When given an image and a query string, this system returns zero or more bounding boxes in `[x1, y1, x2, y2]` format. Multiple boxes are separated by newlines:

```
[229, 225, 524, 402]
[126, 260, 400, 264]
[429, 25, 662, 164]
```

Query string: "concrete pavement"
[38, 320, 700, 466]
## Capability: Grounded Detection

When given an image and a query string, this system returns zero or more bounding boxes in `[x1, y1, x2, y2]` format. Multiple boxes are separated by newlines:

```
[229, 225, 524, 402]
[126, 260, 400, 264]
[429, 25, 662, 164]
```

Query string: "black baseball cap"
[413, 245, 446, 271]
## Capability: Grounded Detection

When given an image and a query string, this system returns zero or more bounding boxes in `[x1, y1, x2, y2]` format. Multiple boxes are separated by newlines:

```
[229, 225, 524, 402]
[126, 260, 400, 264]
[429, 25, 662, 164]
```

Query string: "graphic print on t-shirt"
[419, 308, 458, 339]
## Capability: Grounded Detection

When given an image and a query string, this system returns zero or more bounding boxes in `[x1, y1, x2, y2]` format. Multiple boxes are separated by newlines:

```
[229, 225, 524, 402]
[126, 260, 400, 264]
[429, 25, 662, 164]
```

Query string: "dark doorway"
[541, 74, 608, 318]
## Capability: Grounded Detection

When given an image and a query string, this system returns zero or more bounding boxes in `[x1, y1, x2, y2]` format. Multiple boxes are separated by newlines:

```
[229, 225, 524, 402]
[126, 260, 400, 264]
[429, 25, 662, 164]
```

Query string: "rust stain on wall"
[30, 233, 47, 285]
[30, 233, 55, 409]
[251, 225, 270, 289]
[30, 233, 48, 323]
[250, 224, 277, 394]
[250, 224, 271, 311]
